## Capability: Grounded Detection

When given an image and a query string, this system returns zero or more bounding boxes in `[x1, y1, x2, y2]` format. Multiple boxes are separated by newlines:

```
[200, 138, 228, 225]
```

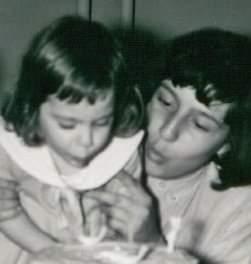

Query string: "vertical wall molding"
[77, 0, 92, 20]
[121, 0, 135, 30]
[77, 0, 136, 30]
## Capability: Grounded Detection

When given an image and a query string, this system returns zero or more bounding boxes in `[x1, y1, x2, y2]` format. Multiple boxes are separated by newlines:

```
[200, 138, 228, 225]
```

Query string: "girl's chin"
[68, 157, 91, 168]
[145, 158, 160, 177]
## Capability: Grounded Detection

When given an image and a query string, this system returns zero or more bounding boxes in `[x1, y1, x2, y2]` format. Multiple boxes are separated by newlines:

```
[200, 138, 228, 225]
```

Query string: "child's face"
[38, 91, 114, 169]
[145, 79, 230, 180]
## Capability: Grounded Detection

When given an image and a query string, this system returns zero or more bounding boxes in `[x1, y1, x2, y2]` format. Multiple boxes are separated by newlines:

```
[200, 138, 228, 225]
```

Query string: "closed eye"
[58, 123, 76, 130]
[157, 95, 172, 106]
[94, 116, 113, 127]
[194, 115, 219, 132]
[194, 121, 210, 132]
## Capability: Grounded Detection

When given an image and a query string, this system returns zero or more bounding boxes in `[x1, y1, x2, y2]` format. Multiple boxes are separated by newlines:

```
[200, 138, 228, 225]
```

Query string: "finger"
[84, 191, 119, 207]
[109, 199, 151, 228]
[106, 208, 128, 238]
[82, 198, 106, 235]
[0, 178, 18, 189]
[81, 196, 101, 215]
[60, 197, 77, 224]
[118, 174, 152, 206]
[107, 210, 142, 242]
[83, 202, 101, 217]
[84, 188, 153, 234]
[0, 199, 20, 210]
[0, 206, 22, 221]
[107, 218, 125, 236]
[84, 193, 130, 233]
[107, 209, 128, 228]
[85, 188, 150, 221]
[0, 189, 19, 200]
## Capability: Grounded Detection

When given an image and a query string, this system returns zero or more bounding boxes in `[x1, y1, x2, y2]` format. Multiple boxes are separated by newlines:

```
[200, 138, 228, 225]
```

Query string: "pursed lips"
[67, 152, 93, 168]
[68, 157, 89, 168]
[145, 143, 166, 164]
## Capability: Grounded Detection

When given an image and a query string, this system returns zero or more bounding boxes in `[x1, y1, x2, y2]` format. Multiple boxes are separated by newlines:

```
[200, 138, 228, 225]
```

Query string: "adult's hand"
[83, 170, 163, 243]
[0, 178, 21, 221]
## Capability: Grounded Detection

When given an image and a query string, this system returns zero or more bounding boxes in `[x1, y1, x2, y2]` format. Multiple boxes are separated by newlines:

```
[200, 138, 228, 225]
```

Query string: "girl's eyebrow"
[200, 111, 223, 126]
[160, 82, 177, 98]
[161, 81, 174, 91]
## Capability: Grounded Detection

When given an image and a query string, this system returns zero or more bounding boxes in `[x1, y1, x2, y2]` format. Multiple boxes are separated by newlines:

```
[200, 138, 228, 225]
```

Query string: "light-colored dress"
[0, 119, 144, 264]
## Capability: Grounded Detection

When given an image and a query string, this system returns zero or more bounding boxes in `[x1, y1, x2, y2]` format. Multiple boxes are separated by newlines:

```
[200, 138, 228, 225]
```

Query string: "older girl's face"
[145, 79, 231, 180]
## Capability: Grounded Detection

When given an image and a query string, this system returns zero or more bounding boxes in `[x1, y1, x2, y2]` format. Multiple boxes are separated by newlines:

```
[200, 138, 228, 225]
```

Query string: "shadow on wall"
[113, 26, 169, 104]
[0, 51, 7, 109]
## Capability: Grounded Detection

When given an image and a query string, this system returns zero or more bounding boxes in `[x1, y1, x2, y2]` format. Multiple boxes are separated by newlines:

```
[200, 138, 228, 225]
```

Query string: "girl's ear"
[210, 143, 230, 186]
[217, 143, 230, 159]
[210, 142, 232, 189]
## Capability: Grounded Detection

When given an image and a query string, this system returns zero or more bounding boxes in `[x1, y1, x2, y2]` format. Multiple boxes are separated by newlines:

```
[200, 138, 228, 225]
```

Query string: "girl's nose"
[160, 115, 183, 142]
[78, 125, 93, 147]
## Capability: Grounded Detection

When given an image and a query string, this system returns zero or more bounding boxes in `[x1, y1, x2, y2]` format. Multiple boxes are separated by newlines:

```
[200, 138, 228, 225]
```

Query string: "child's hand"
[83, 171, 163, 243]
[0, 178, 21, 222]
[81, 194, 105, 237]
[29, 245, 83, 264]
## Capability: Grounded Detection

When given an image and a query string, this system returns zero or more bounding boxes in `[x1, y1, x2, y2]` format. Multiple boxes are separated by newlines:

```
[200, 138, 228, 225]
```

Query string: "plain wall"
[135, 0, 251, 39]
[1, 0, 251, 104]
[0, 0, 77, 102]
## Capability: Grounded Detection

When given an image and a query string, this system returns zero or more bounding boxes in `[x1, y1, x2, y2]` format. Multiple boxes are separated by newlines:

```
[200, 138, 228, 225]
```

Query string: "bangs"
[51, 60, 113, 104]
[55, 82, 112, 104]
[39, 36, 117, 104]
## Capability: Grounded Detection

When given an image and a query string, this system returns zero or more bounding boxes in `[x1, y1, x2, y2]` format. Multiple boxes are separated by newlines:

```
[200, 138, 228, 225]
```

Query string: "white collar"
[0, 120, 143, 190]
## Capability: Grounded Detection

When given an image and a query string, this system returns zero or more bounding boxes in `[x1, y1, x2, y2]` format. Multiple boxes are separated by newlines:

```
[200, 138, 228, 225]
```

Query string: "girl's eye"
[194, 121, 210, 132]
[157, 95, 172, 107]
[94, 117, 112, 127]
[58, 123, 76, 130]
[194, 117, 218, 132]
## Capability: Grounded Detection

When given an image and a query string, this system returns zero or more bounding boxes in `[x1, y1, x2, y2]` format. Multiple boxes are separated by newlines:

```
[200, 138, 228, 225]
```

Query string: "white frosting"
[96, 244, 150, 264]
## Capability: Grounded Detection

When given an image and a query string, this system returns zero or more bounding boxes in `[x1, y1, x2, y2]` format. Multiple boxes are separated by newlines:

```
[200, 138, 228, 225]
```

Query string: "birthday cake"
[31, 242, 198, 264]
[31, 217, 198, 264]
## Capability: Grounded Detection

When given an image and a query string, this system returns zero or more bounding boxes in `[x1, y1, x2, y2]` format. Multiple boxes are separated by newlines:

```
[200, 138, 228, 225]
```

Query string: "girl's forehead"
[55, 81, 115, 103]
[161, 79, 232, 121]
[46, 91, 114, 116]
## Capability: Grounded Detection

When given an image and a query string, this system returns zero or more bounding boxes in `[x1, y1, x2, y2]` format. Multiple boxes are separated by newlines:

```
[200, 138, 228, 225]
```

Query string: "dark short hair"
[162, 28, 251, 189]
[2, 15, 143, 145]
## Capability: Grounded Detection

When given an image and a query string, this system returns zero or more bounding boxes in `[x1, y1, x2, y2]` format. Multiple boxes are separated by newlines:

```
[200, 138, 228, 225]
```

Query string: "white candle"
[166, 217, 182, 253]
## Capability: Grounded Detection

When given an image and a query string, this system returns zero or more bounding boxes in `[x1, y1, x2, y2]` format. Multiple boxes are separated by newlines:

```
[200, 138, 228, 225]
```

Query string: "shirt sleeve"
[201, 192, 251, 263]
[0, 143, 17, 181]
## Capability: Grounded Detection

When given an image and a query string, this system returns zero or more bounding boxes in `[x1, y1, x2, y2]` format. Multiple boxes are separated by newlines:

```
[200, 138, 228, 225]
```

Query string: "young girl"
[0, 15, 144, 263]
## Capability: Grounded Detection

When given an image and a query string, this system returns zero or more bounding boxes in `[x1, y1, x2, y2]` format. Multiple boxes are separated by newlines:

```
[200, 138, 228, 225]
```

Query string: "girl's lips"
[68, 155, 91, 168]
[145, 144, 165, 164]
